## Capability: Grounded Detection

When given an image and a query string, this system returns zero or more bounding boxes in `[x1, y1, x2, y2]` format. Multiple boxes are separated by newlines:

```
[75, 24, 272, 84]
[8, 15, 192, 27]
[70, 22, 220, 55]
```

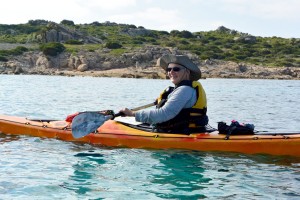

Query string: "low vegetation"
[39, 42, 65, 56]
[0, 20, 299, 67]
[0, 46, 29, 61]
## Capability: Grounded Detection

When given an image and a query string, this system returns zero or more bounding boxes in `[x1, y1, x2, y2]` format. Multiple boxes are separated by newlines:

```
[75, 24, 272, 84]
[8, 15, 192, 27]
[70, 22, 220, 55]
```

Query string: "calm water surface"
[0, 75, 300, 199]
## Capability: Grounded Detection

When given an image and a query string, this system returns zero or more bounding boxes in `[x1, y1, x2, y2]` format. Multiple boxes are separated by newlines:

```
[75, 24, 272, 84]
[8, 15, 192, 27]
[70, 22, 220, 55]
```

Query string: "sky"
[1, 0, 299, 38]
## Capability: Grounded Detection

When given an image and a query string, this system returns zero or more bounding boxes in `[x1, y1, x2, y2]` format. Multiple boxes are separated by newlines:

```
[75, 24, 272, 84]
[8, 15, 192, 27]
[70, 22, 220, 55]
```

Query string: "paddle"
[71, 102, 155, 138]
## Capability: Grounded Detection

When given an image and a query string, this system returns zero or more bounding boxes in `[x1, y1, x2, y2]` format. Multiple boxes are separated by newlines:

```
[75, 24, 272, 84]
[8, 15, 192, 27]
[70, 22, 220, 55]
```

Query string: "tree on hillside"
[60, 20, 75, 26]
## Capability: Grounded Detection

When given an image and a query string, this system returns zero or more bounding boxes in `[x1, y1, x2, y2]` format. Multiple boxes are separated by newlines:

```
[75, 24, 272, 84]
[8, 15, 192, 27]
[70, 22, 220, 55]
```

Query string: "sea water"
[0, 75, 300, 199]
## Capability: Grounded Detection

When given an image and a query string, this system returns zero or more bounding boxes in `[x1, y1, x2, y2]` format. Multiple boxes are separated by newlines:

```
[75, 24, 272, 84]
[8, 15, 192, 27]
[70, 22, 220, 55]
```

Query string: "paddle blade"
[71, 112, 108, 138]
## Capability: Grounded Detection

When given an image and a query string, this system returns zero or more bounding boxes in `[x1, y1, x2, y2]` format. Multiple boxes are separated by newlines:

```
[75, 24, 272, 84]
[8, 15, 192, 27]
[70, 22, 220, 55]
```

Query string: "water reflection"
[61, 150, 106, 195]
[150, 150, 211, 199]
[200, 151, 300, 198]
[0, 133, 22, 143]
[205, 151, 300, 166]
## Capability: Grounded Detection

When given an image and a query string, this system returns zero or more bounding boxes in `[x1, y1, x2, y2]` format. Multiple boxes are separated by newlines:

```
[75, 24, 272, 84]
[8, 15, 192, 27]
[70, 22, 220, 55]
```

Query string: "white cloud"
[0, 0, 87, 24]
[74, 0, 137, 10]
[219, 0, 300, 20]
[0, 0, 137, 24]
[108, 7, 186, 31]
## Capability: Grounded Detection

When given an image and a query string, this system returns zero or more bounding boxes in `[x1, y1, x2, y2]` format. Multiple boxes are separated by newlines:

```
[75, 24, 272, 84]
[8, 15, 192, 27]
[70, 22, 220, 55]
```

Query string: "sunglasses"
[166, 67, 185, 72]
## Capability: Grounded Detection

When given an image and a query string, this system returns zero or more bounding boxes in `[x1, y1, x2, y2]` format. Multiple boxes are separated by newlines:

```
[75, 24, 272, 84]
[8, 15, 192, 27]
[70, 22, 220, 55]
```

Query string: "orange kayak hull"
[1, 114, 300, 157]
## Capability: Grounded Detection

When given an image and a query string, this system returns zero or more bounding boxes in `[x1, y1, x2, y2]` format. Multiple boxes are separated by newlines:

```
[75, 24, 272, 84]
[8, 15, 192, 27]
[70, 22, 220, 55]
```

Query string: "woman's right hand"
[119, 108, 135, 117]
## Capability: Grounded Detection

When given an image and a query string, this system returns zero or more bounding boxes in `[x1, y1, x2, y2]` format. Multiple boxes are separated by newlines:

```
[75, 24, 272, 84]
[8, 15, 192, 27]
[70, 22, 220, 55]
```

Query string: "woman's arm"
[135, 86, 196, 124]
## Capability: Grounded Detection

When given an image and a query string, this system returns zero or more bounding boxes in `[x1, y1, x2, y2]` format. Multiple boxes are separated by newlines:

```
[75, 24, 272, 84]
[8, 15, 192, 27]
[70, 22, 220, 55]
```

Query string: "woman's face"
[167, 63, 190, 85]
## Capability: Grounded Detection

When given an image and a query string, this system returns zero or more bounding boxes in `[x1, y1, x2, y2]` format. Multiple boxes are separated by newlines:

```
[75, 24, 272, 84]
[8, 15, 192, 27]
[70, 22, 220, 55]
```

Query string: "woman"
[120, 54, 208, 133]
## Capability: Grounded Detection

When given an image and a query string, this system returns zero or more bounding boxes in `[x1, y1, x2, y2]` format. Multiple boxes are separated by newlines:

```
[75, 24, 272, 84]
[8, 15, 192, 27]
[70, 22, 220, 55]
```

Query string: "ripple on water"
[0, 76, 300, 199]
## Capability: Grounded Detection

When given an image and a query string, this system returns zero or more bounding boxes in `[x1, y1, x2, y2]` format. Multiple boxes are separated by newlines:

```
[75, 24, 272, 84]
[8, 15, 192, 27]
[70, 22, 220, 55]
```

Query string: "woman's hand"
[119, 108, 135, 117]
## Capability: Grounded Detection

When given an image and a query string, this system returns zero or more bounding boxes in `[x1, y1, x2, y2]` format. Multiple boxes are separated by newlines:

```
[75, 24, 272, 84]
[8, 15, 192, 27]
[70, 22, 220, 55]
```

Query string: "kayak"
[1, 114, 300, 157]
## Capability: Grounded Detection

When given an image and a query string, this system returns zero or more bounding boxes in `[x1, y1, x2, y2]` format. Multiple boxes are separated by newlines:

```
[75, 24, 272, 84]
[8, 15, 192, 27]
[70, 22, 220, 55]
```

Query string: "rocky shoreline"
[0, 45, 299, 80]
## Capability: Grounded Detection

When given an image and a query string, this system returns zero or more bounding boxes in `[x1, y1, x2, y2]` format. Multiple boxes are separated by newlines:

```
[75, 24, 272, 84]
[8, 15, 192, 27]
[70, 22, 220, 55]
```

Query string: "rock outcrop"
[0, 45, 299, 80]
[30, 22, 103, 44]
[201, 59, 300, 79]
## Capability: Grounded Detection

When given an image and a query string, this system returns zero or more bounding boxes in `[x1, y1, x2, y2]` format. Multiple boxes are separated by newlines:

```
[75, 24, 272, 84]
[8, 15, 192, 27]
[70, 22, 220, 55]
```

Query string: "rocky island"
[0, 20, 299, 80]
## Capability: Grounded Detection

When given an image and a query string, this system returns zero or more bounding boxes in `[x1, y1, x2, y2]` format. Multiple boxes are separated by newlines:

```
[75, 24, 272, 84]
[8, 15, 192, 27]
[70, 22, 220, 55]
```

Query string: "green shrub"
[128, 25, 137, 28]
[0, 46, 28, 57]
[10, 46, 28, 55]
[65, 39, 84, 45]
[170, 30, 181, 37]
[0, 55, 8, 62]
[132, 40, 143, 45]
[170, 30, 193, 38]
[234, 54, 247, 60]
[191, 50, 201, 55]
[132, 37, 146, 44]
[60, 20, 75, 26]
[180, 40, 189, 45]
[181, 30, 194, 38]
[260, 48, 271, 55]
[104, 42, 122, 49]
[276, 60, 293, 67]
[0, 50, 8, 57]
[28, 20, 48, 26]
[158, 31, 169, 35]
[165, 41, 176, 47]
[151, 41, 160, 45]
[40, 42, 65, 56]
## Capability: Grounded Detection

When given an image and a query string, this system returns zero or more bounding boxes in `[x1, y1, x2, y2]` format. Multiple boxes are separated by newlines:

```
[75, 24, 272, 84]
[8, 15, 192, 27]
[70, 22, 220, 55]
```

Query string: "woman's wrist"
[131, 111, 136, 117]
